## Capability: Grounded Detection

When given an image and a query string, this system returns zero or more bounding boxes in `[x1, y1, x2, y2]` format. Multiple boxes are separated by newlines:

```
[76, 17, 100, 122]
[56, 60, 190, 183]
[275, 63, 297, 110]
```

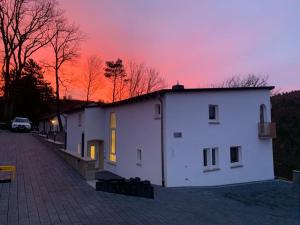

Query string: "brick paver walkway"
[0, 131, 299, 225]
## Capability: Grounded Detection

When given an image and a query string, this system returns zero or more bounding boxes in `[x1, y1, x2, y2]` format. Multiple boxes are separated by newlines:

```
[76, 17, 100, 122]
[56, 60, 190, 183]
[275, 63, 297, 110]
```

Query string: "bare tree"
[46, 18, 84, 130]
[145, 67, 166, 93]
[125, 60, 166, 98]
[0, 0, 60, 119]
[217, 74, 269, 88]
[104, 58, 126, 102]
[84, 55, 102, 102]
[126, 61, 146, 97]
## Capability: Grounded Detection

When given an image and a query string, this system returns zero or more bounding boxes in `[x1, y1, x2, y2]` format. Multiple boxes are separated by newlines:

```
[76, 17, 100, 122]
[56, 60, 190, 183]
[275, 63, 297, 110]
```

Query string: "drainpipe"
[81, 132, 85, 158]
[62, 114, 67, 150]
[158, 96, 165, 187]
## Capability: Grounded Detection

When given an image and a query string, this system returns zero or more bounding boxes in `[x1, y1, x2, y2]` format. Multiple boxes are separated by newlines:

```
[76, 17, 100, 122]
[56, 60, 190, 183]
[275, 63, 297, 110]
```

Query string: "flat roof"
[67, 86, 274, 112]
[102, 86, 275, 107]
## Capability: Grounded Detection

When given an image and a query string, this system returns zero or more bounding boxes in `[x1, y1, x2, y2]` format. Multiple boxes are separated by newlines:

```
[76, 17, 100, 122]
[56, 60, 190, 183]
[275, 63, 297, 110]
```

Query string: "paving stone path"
[0, 130, 299, 225]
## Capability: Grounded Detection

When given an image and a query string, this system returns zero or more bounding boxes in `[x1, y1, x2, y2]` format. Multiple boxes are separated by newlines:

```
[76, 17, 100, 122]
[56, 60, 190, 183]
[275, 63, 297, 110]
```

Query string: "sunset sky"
[54, 0, 300, 99]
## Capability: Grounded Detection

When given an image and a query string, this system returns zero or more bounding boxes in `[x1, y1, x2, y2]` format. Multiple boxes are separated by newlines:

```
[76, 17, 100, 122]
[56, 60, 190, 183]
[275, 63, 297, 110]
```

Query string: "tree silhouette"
[10, 59, 54, 122]
[84, 55, 102, 102]
[46, 17, 84, 131]
[0, 0, 61, 120]
[104, 59, 126, 102]
[126, 60, 166, 98]
[216, 74, 269, 88]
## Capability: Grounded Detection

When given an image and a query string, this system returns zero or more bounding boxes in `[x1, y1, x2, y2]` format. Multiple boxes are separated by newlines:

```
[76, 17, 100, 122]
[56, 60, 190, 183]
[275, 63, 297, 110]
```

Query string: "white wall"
[84, 107, 105, 154]
[164, 90, 274, 187]
[66, 110, 85, 155]
[104, 99, 162, 185]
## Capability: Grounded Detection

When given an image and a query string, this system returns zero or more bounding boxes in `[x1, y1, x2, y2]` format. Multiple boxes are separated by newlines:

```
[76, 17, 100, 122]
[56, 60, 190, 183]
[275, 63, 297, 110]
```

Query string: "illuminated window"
[209, 105, 219, 122]
[90, 145, 95, 160]
[203, 147, 219, 170]
[109, 113, 117, 162]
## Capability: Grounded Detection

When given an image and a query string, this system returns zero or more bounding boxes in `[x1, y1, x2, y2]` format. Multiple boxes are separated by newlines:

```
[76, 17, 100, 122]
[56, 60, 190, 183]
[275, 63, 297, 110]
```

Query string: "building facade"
[65, 87, 276, 187]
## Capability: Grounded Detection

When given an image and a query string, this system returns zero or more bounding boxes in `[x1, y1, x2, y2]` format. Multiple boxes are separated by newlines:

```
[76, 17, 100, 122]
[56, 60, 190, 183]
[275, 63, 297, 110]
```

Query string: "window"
[109, 113, 117, 163]
[90, 145, 95, 160]
[209, 105, 219, 122]
[154, 104, 161, 118]
[137, 149, 142, 165]
[230, 146, 242, 165]
[78, 113, 82, 127]
[203, 148, 208, 167]
[212, 148, 217, 166]
[260, 104, 267, 123]
[203, 147, 219, 170]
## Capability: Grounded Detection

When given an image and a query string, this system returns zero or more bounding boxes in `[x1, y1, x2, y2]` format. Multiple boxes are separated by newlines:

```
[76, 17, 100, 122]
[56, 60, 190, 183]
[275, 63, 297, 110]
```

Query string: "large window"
[203, 147, 219, 170]
[209, 105, 219, 122]
[230, 146, 242, 166]
[109, 113, 117, 162]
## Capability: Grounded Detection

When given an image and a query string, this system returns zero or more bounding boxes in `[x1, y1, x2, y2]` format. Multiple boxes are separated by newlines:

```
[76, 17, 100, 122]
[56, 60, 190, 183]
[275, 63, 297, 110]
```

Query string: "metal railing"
[258, 122, 276, 139]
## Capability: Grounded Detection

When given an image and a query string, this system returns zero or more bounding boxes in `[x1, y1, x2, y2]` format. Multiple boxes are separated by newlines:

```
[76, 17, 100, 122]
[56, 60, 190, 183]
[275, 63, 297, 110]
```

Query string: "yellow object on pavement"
[0, 165, 16, 180]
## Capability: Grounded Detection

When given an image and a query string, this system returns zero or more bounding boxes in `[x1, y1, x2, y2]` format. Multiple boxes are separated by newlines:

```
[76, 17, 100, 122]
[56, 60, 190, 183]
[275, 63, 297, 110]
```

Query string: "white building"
[39, 113, 67, 133]
[65, 86, 276, 187]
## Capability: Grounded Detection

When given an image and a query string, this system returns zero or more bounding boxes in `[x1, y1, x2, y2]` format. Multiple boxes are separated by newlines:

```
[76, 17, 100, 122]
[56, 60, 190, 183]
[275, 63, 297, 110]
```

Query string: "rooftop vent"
[172, 82, 185, 90]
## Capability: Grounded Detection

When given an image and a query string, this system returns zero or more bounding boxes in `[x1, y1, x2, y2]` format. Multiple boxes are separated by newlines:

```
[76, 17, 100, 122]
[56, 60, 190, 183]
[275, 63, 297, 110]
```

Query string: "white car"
[11, 117, 32, 132]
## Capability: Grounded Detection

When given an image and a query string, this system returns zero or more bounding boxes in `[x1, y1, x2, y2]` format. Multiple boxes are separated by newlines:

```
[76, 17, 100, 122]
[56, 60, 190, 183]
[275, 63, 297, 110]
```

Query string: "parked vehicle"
[11, 117, 31, 132]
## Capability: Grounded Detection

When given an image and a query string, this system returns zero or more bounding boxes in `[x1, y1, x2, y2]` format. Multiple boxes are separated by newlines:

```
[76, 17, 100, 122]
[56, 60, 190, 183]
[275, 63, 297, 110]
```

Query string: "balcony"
[258, 122, 276, 139]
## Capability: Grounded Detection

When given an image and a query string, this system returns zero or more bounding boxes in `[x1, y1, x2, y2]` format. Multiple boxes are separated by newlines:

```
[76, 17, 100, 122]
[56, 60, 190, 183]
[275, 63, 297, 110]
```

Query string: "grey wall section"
[84, 107, 106, 152]
[66, 110, 85, 156]
[164, 90, 274, 187]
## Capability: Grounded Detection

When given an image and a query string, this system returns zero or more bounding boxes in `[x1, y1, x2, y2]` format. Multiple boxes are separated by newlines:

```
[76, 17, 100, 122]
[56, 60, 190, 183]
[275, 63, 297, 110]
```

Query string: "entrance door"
[87, 140, 104, 170]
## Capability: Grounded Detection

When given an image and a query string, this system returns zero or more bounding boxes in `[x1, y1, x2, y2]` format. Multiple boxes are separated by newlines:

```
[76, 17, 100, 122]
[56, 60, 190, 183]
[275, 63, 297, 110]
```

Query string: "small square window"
[230, 146, 242, 164]
[209, 105, 219, 121]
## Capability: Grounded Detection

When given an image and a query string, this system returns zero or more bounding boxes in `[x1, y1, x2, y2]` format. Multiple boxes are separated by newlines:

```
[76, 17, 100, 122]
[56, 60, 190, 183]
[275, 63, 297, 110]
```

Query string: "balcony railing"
[258, 122, 276, 139]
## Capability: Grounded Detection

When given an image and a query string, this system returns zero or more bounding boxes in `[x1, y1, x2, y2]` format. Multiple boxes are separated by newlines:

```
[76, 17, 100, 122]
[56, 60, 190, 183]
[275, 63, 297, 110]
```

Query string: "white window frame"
[208, 104, 219, 123]
[203, 147, 219, 171]
[230, 146, 242, 168]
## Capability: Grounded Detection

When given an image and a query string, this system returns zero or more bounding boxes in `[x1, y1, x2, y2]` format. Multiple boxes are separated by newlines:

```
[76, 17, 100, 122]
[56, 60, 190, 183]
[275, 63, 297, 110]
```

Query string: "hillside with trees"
[216, 75, 300, 180]
[271, 90, 300, 179]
